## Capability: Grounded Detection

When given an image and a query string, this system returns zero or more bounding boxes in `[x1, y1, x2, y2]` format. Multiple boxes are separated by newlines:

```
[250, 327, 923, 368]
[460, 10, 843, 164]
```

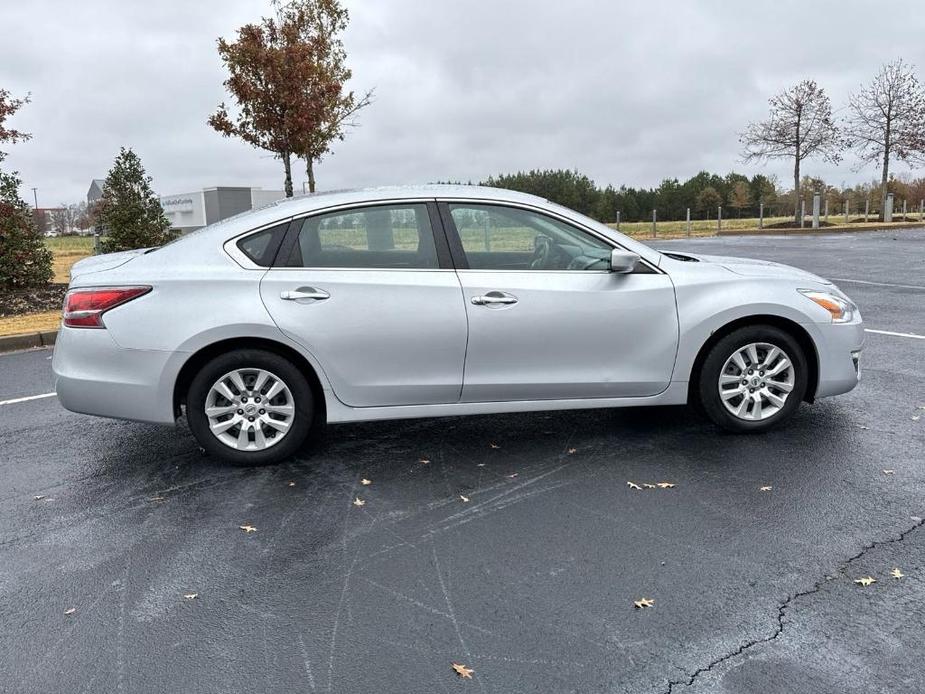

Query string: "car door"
[440, 201, 679, 402]
[259, 201, 468, 407]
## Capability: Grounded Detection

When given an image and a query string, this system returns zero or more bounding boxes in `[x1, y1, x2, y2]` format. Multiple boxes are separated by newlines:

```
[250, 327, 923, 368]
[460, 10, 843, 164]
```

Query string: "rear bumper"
[52, 327, 179, 425]
[813, 319, 865, 399]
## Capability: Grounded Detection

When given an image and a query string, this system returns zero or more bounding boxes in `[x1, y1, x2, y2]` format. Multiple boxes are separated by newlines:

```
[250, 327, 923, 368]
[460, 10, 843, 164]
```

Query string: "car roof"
[193, 185, 548, 238]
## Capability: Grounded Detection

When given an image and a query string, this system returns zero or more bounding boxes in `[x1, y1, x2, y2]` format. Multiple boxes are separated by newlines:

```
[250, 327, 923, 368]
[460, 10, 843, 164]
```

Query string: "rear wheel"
[187, 349, 314, 465]
[697, 325, 808, 433]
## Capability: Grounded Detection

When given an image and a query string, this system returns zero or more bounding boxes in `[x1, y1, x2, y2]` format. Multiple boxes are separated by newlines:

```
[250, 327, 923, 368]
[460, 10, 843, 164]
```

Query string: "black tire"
[187, 349, 314, 465]
[697, 325, 808, 433]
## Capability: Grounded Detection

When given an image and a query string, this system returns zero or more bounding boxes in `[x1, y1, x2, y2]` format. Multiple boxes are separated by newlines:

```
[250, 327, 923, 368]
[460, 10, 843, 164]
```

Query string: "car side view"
[52, 185, 864, 465]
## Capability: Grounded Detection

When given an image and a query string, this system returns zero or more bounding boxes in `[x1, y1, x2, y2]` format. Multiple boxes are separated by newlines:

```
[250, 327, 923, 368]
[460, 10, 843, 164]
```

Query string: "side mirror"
[610, 249, 640, 274]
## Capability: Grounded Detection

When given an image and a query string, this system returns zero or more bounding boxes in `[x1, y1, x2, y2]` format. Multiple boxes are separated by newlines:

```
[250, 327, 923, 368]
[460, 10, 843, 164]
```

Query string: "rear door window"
[287, 204, 439, 269]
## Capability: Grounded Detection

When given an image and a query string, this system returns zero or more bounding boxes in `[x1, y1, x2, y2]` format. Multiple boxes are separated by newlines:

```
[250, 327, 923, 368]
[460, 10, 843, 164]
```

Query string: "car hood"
[69, 248, 152, 281]
[665, 252, 833, 285]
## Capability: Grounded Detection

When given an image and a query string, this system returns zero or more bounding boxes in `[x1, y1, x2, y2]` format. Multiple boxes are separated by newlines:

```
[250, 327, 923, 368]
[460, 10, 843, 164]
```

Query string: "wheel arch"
[687, 315, 820, 405]
[173, 337, 327, 423]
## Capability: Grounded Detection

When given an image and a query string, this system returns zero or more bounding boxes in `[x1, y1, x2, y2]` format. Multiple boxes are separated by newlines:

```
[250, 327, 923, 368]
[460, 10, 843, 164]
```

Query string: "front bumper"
[52, 327, 179, 425]
[812, 318, 865, 399]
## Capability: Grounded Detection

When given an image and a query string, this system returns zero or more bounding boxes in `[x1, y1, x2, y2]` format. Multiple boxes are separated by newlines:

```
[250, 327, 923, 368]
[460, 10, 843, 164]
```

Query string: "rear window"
[237, 223, 288, 266]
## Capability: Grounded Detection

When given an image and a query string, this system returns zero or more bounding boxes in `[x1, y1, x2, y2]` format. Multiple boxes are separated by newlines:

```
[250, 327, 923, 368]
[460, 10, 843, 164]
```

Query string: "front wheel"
[697, 325, 808, 433]
[186, 349, 314, 465]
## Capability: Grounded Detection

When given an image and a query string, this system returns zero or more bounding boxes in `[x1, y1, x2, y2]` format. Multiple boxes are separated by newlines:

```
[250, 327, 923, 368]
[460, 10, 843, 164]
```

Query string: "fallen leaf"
[287, 481, 296, 487]
[33, 495, 46, 501]
[489, 443, 500, 449]
[891, 568, 904, 580]
[360, 478, 372, 486]
[567, 448, 577, 454]
[451, 663, 474, 679]
[459, 495, 470, 503]
[419, 458, 430, 464]
[633, 597, 655, 609]
[627, 481, 642, 490]
[882, 469, 895, 475]
[239, 524, 257, 533]
[64, 607, 76, 615]
[643, 483, 657, 489]
[183, 593, 198, 600]
[854, 576, 876, 587]
[506, 473, 518, 479]
[759, 486, 773, 492]
[858, 425, 869, 430]
[353, 497, 366, 507]
[656, 482, 675, 489]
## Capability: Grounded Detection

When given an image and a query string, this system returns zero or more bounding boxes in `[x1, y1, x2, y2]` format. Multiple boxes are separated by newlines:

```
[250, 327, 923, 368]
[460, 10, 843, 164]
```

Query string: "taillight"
[63, 286, 152, 328]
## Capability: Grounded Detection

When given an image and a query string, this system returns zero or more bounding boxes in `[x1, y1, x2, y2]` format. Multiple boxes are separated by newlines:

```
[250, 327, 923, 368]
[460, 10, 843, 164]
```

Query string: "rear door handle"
[280, 287, 330, 301]
[471, 291, 518, 306]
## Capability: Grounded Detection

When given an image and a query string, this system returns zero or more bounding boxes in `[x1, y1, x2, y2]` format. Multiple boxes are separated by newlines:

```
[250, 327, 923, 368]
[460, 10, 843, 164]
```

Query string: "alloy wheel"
[717, 342, 795, 421]
[205, 368, 295, 450]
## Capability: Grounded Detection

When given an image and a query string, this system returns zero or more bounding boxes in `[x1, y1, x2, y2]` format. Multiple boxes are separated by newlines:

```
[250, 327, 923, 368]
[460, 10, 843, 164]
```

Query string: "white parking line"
[0, 392, 57, 406]
[830, 278, 925, 290]
[865, 329, 925, 340]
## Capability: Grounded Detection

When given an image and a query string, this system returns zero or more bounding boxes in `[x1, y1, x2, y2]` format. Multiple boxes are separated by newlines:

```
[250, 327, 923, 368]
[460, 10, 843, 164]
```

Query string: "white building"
[159, 187, 287, 234]
[87, 182, 286, 235]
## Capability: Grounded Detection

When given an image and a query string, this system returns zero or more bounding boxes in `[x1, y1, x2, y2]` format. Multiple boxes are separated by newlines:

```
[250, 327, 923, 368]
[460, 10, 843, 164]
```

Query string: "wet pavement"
[1, 229, 923, 693]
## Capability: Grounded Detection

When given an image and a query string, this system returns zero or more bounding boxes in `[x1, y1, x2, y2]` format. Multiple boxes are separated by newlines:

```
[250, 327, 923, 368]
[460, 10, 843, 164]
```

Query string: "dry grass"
[45, 237, 94, 283]
[612, 215, 925, 240]
[0, 310, 61, 336]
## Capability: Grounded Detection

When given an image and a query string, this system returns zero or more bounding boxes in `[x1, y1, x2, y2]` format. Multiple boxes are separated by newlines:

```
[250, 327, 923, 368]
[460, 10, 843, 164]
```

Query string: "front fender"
[671, 274, 826, 384]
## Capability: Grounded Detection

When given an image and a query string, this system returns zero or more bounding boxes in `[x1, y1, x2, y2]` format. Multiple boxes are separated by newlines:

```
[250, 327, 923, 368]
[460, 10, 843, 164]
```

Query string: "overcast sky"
[2, 0, 925, 206]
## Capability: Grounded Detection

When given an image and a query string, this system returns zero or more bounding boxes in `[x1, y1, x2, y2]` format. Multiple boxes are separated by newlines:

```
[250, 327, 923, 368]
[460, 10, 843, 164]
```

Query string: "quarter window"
[448, 204, 613, 271]
[237, 223, 288, 267]
[287, 204, 439, 269]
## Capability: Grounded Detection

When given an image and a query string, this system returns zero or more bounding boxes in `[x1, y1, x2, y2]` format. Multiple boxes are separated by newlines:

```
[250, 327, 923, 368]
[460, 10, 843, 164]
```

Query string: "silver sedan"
[52, 186, 864, 465]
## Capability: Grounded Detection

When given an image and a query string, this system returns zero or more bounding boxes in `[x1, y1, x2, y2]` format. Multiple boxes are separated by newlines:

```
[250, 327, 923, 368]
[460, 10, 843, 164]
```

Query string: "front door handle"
[471, 291, 518, 306]
[280, 287, 330, 301]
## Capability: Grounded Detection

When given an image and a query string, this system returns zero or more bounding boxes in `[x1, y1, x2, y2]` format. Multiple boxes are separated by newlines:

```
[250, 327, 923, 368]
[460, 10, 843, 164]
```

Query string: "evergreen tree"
[97, 148, 175, 253]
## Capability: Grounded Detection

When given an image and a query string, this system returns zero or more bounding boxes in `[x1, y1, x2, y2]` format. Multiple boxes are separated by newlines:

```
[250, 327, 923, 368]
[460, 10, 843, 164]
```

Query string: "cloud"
[2, 0, 924, 205]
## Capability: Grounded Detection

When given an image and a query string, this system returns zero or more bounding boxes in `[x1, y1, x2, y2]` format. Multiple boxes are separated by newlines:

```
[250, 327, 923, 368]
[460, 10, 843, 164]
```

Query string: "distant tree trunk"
[793, 159, 800, 224]
[880, 116, 891, 221]
[283, 152, 293, 197]
[306, 159, 316, 193]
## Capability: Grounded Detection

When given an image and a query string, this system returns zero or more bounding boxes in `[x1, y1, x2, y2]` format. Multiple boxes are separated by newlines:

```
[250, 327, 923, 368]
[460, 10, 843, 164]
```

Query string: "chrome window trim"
[223, 196, 664, 275]
[264, 267, 456, 273]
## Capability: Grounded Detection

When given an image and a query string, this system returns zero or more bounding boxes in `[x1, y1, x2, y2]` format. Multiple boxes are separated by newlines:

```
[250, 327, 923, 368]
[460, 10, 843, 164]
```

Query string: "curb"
[717, 222, 925, 236]
[0, 330, 57, 354]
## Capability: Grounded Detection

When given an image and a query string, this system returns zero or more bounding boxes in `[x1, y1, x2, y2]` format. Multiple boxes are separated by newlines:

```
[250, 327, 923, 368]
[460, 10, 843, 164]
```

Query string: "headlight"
[798, 289, 856, 323]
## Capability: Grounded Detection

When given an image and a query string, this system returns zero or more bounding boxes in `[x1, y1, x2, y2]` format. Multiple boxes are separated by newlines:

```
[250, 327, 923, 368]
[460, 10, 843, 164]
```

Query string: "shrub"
[0, 170, 53, 289]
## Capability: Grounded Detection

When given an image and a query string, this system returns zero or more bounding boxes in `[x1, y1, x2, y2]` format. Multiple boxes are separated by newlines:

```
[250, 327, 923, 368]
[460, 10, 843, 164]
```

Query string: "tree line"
[482, 168, 925, 224]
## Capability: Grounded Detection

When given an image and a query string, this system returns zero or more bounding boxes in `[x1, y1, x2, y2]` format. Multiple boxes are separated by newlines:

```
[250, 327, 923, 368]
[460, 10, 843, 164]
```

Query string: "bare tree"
[740, 80, 843, 224]
[844, 59, 925, 220]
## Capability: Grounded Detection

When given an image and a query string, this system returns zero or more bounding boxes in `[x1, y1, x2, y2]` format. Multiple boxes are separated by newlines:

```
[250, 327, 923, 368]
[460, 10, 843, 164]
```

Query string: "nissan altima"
[52, 185, 863, 465]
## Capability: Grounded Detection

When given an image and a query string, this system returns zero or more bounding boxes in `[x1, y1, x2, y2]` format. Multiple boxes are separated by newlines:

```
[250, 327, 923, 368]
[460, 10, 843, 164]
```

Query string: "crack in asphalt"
[662, 515, 925, 693]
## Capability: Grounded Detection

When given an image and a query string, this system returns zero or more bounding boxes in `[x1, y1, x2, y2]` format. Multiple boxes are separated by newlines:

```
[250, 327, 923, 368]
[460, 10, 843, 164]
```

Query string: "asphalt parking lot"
[1, 229, 923, 694]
